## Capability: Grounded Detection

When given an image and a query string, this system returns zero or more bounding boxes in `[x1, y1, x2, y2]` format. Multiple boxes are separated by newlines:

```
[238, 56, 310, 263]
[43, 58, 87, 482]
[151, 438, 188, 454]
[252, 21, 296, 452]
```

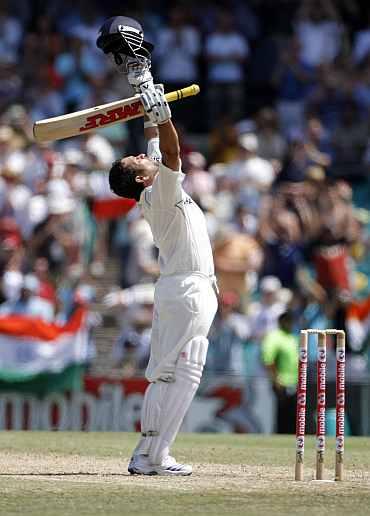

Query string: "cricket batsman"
[98, 16, 218, 476]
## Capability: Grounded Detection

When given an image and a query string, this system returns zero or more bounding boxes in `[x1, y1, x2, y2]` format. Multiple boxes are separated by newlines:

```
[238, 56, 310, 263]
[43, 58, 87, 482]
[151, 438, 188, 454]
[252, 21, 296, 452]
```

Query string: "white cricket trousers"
[134, 273, 218, 464]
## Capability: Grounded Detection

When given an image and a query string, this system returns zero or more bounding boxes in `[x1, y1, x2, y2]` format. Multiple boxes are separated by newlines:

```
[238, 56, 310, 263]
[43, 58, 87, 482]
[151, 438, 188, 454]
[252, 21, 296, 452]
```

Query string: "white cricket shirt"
[138, 162, 215, 277]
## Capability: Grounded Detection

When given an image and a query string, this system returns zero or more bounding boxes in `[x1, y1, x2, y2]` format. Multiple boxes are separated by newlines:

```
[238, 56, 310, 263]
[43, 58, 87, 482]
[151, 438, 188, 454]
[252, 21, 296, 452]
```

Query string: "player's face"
[121, 154, 159, 186]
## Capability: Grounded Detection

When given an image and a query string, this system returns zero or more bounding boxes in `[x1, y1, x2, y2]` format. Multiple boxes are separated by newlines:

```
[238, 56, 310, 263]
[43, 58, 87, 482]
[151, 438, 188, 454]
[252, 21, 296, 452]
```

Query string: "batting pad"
[135, 336, 208, 464]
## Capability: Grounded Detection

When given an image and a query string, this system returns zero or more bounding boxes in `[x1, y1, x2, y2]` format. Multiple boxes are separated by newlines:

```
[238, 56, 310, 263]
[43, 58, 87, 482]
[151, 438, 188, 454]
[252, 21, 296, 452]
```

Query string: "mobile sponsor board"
[0, 376, 243, 432]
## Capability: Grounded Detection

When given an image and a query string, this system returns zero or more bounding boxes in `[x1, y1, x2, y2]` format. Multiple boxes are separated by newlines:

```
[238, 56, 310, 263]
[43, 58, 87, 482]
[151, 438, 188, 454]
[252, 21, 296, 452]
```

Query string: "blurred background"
[0, 0, 370, 435]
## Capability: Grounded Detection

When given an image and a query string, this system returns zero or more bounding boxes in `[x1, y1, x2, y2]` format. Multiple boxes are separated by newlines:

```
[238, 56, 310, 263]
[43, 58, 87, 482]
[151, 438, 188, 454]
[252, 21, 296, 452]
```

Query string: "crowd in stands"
[0, 0, 370, 426]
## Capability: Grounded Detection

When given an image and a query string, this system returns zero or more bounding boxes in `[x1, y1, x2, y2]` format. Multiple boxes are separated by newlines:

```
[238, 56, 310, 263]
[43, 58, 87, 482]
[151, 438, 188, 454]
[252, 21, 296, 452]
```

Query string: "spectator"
[112, 310, 152, 378]
[331, 100, 368, 179]
[213, 225, 263, 300]
[0, 3, 23, 64]
[182, 151, 215, 204]
[108, 284, 155, 376]
[0, 63, 22, 112]
[208, 118, 240, 164]
[352, 10, 370, 65]
[123, 211, 159, 288]
[304, 116, 332, 168]
[0, 125, 17, 168]
[0, 273, 54, 321]
[207, 290, 248, 376]
[29, 193, 79, 276]
[205, 11, 249, 126]
[353, 61, 370, 115]
[1, 269, 23, 304]
[276, 130, 309, 183]
[29, 70, 64, 121]
[255, 107, 287, 162]
[0, 152, 32, 237]
[209, 165, 236, 223]
[231, 203, 258, 237]
[229, 133, 275, 194]
[307, 63, 348, 131]
[259, 189, 306, 289]
[248, 276, 288, 344]
[33, 257, 56, 305]
[294, 0, 344, 68]
[261, 310, 298, 434]
[0, 217, 23, 278]
[273, 37, 314, 134]
[311, 180, 361, 295]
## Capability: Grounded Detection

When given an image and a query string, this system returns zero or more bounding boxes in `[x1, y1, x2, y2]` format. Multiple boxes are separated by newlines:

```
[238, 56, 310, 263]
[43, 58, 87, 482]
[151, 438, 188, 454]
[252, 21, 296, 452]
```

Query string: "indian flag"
[0, 307, 88, 388]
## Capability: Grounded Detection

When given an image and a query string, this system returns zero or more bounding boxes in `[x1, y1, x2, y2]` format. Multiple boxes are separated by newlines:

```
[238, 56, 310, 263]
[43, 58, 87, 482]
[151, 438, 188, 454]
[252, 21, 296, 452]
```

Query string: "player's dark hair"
[108, 160, 144, 201]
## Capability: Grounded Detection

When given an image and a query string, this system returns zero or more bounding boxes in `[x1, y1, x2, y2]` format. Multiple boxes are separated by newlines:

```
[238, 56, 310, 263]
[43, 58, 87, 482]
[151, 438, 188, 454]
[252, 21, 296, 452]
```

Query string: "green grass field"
[0, 432, 370, 516]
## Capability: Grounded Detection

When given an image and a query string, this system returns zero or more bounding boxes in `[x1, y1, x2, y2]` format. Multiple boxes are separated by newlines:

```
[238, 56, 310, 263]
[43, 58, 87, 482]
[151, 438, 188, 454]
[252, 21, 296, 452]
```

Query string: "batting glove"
[141, 85, 171, 125]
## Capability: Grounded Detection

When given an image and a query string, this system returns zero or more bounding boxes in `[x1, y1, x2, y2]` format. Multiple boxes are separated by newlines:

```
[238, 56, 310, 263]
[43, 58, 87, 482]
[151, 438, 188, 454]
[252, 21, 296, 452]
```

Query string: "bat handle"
[164, 84, 200, 103]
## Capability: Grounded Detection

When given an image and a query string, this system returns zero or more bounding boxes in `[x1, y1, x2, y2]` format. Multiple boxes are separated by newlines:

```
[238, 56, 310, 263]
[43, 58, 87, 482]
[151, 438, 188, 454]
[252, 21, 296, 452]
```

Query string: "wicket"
[295, 329, 346, 482]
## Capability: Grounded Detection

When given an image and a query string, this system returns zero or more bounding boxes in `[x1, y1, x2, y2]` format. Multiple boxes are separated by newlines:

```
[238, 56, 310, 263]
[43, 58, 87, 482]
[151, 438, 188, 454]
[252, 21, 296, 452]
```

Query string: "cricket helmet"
[96, 16, 154, 66]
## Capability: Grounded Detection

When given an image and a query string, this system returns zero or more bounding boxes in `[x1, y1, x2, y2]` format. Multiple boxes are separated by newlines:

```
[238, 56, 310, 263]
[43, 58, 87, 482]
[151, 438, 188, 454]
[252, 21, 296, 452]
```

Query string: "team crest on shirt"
[176, 196, 193, 209]
[176, 196, 193, 206]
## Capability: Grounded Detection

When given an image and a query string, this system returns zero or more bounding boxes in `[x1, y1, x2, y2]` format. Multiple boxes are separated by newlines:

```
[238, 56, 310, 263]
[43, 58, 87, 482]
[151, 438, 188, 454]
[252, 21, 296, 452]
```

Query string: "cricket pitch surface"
[1, 433, 370, 516]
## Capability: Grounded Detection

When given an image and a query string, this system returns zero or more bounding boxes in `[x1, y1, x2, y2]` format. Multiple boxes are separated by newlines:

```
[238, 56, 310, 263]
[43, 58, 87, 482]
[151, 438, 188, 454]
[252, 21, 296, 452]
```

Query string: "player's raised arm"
[157, 120, 180, 172]
[140, 86, 180, 171]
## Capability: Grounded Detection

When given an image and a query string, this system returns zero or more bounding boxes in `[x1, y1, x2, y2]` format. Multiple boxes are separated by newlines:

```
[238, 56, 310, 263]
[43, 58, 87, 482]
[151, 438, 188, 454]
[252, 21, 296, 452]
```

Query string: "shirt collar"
[138, 185, 152, 206]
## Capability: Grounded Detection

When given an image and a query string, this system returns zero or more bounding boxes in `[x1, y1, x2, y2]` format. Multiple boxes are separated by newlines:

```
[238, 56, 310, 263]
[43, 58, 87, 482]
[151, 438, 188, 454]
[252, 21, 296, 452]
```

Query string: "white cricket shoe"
[128, 454, 192, 476]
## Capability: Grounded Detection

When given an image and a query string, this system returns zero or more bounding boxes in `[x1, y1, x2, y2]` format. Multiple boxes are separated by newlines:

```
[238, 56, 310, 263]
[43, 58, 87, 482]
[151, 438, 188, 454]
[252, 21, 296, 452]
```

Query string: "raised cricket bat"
[33, 84, 200, 143]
